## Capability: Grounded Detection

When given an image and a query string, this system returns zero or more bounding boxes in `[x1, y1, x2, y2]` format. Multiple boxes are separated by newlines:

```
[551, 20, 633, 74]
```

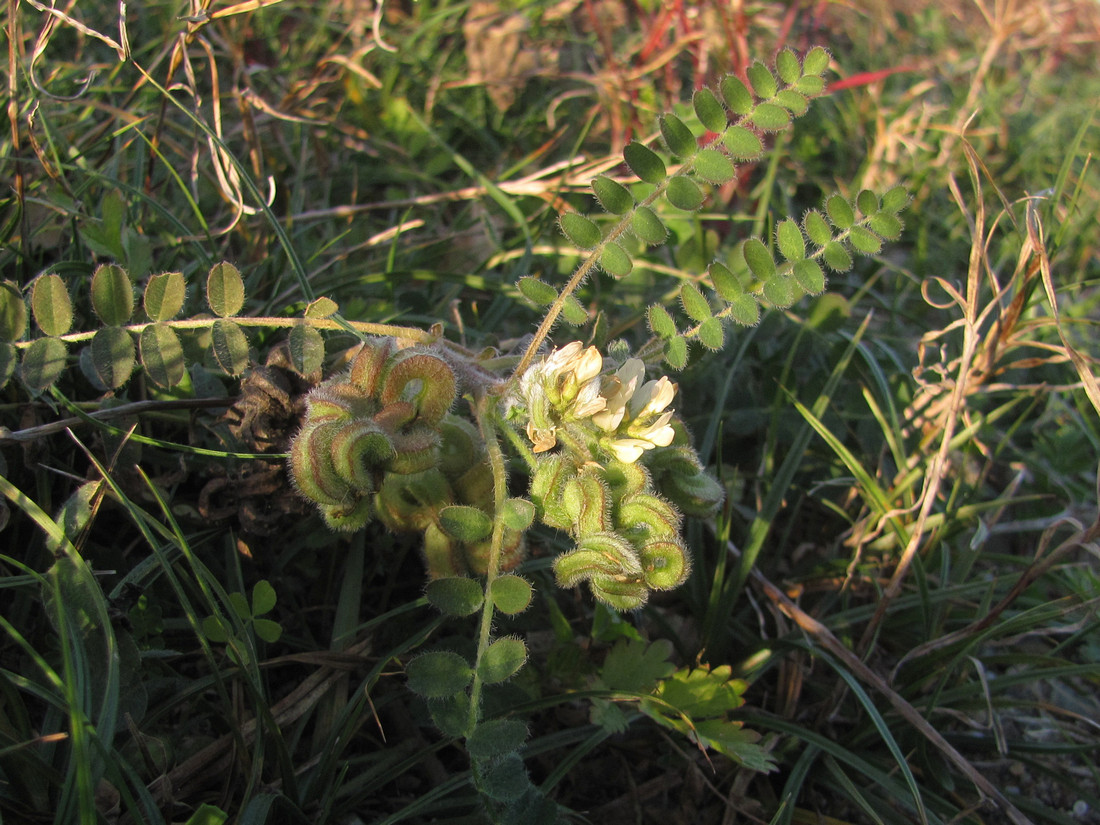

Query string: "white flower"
[592, 358, 644, 432]
[517, 342, 608, 452]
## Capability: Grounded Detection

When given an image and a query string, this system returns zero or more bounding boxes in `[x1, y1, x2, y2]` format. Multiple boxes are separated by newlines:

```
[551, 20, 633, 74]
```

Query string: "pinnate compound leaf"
[802, 46, 830, 76]
[776, 219, 806, 261]
[692, 87, 728, 132]
[663, 335, 688, 370]
[680, 282, 711, 322]
[466, 719, 528, 762]
[490, 574, 533, 615]
[426, 577, 484, 616]
[666, 176, 705, 211]
[21, 337, 67, 390]
[697, 317, 724, 350]
[407, 651, 473, 698]
[803, 210, 832, 245]
[517, 276, 557, 306]
[751, 102, 790, 132]
[140, 323, 185, 388]
[692, 148, 735, 184]
[143, 271, 186, 321]
[793, 259, 826, 294]
[823, 241, 853, 272]
[746, 62, 777, 99]
[289, 324, 325, 376]
[560, 212, 601, 249]
[723, 125, 763, 160]
[478, 637, 527, 684]
[647, 304, 677, 339]
[825, 195, 855, 229]
[600, 242, 633, 278]
[775, 48, 801, 84]
[304, 296, 338, 319]
[91, 264, 133, 326]
[210, 319, 249, 376]
[856, 189, 879, 216]
[659, 113, 697, 159]
[719, 75, 754, 115]
[439, 505, 493, 542]
[742, 238, 776, 280]
[592, 175, 634, 214]
[206, 262, 245, 318]
[763, 274, 798, 308]
[623, 141, 666, 184]
[90, 327, 135, 389]
[0, 281, 27, 341]
[560, 295, 588, 326]
[848, 224, 883, 254]
[32, 274, 73, 337]
[631, 206, 668, 245]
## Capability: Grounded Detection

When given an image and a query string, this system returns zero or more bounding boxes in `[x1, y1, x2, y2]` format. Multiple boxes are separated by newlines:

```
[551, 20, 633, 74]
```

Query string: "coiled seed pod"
[379, 350, 456, 425]
[289, 421, 355, 506]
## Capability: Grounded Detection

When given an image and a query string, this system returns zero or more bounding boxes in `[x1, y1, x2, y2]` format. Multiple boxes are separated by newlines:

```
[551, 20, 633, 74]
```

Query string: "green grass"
[1, 1, 1099, 823]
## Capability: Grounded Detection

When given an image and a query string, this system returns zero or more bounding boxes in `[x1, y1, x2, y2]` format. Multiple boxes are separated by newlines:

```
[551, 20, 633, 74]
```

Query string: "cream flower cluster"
[515, 342, 676, 464]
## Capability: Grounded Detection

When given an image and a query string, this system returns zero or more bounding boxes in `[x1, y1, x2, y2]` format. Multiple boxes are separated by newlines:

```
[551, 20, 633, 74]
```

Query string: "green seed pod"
[388, 424, 442, 474]
[289, 421, 355, 506]
[616, 492, 682, 540]
[554, 531, 642, 588]
[438, 415, 484, 479]
[530, 454, 576, 532]
[348, 337, 394, 396]
[372, 400, 418, 433]
[659, 468, 725, 519]
[375, 468, 452, 532]
[319, 495, 373, 532]
[306, 382, 373, 422]
[561, 471, 611, 537]
[600, 460, 651, 503]
[638, 537, 690, 590]
[464, 526, 527, 577]
[453, 460, 494, 510]
[589, 575, 648, 610]
[379, 350, 456, 425]
[421, 520, 467, 578]
[329, 419, 394, 490]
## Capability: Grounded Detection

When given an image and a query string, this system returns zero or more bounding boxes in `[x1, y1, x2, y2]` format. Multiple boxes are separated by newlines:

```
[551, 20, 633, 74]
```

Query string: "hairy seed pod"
[452, 460, 494, 510]
[464, 526, 527, 577]
[306, 382, 374, 422]
[421, 520, 466, 578]
[589, 575, 648, 610]
[374, 468, 452, 532]
[638, 537, 690, 590]
[329, 420, 395, 490]
[616, 492, 682, 540]
[561, 471, 611, 537]
[348, 337, 394, 396]
[659, 468, 725, 519]
[553, 531, 641, 588]
[289, 421, 355, 505]
[379, 351, 456, 425]
[320, 495, 373, 532]
[388, 424, 442, 474]
[438, 415, 484, 479]
[372, 400, 418, 433]
[601, 460, 651, 504]
[529, 454, 575, 532]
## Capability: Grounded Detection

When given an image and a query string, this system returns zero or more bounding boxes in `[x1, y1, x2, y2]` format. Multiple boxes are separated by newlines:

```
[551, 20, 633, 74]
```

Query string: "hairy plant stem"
[467, 393, 511, 732]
